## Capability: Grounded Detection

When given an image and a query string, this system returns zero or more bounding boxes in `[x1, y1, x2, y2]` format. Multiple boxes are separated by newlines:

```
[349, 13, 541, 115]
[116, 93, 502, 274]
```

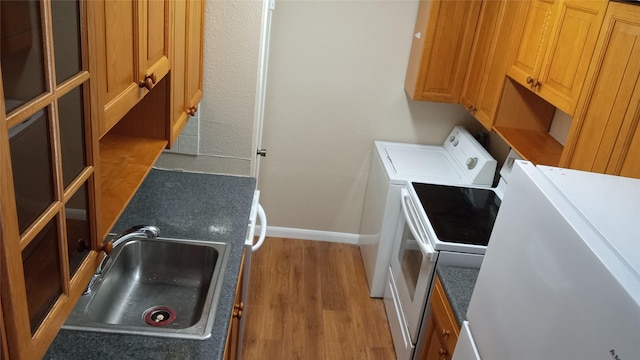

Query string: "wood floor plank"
[322, 309, 358, 359]
[300, 240, 326, 359]
[241, 237, 396, 360]
[319, 242, 349, 312]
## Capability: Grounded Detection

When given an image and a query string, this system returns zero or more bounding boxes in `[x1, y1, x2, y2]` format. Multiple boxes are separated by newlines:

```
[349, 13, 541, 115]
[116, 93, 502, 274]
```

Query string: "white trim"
[250, 0, 274, 181]
[254, 226, 359, 245]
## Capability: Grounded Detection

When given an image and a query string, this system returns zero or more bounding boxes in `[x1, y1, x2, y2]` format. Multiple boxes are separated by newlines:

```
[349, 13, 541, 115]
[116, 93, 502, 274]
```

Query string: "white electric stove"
[384, 151, 519, 360]
[359, 126, 496, 298]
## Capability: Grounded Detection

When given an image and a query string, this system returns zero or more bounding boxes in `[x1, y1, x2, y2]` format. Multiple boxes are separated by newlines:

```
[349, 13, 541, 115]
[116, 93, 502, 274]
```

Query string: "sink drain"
[144, 306, 176, 327]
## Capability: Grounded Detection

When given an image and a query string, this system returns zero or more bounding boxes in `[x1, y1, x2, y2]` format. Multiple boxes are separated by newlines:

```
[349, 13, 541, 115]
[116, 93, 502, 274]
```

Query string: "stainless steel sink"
[63, 236, 229, 339]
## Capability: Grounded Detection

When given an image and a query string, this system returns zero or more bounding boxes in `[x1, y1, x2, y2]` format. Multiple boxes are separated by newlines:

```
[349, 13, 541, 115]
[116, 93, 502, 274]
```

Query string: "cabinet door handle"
[139, 73, 157, 91]
[232, 302, 244, 318]
[101, 241, 113, 254]
[232, 308, 243, 319]
[187, 105, 198, 116]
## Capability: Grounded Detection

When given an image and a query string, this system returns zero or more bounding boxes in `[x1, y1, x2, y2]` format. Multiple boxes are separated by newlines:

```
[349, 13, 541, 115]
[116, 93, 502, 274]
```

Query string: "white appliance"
[359, 126, 496, 298]
[453, 161, 640, 360]
[385, 178, 505, 360]
[237, 190, 267, 360]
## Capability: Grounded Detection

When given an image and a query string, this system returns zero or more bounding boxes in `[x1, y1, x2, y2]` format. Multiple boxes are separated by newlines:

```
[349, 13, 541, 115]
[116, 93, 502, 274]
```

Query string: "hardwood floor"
[241, 237, 396, 360]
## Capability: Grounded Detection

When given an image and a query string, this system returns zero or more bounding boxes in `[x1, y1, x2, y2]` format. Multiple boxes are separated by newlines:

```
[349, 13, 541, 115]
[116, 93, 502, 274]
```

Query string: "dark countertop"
[45, 168, 256, 360]
[436, 265, 480, 326]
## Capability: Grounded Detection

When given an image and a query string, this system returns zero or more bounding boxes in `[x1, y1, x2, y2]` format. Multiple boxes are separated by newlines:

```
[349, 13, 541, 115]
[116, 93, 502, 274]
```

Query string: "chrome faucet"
[108, 225, 160, 252]
[83, 225, 160, 295]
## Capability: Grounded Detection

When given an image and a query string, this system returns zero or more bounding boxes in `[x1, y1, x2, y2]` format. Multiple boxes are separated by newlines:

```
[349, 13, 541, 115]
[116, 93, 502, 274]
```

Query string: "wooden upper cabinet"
[169, 0, 188, 145]
[0, 1, 100, 358]
[405, 0, 482, 103]
[509, 0, 556, 82]
[141, 0, 170, 78]
[186, 0, 205, 112]
[620, 124, 640, 179]
[90, 0, 170, 137]
[169, 0, 204, 146]
[508, 0, 608, 115]
[460, 0, 527, 130]
[561, 1, 640, 179]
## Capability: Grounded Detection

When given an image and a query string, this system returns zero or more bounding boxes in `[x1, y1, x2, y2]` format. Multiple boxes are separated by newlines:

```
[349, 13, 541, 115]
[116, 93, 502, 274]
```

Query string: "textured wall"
[156, 0, 262, 174]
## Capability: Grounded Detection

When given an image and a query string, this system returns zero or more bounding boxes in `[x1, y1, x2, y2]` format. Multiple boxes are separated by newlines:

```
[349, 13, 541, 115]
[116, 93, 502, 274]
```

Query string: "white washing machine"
[359, 126, 496, 297]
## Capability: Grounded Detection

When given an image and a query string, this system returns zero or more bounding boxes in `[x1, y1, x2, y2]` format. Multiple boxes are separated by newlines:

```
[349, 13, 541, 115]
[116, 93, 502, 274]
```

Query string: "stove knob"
[466, 157, 478, 169]
[449, 136, 455, 142]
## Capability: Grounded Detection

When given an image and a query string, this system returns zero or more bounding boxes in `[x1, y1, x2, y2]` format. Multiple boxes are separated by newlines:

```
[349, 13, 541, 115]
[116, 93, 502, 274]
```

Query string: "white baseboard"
[254, 225, 360, 245]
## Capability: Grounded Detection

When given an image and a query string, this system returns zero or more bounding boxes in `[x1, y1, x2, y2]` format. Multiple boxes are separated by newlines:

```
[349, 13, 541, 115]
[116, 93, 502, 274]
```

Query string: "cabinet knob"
[232, 302, 244, 318]
[139, 73, 157, 91]
[414, 32, 422, 39]
[101, 241, 113, 255]
[233, 308, 243, 319]
[526, 76, 534, 85]
[76, 238, 91, 252]
[187, 105, 198, 116]
[533, 79, 542, 89]
[441, 328, 451, 337]
[439, 348, 448, 356]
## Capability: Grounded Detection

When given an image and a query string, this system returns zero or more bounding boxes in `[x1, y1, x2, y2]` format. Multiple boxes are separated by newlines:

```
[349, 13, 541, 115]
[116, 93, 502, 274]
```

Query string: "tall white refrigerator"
[454, 161, 640, 360]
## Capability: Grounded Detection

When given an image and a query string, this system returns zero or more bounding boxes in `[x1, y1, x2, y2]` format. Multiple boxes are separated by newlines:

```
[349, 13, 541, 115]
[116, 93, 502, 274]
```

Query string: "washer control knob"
[466, 157, 478, 170]
[449, 136, 455, 142]
[453, 140, 459, 147]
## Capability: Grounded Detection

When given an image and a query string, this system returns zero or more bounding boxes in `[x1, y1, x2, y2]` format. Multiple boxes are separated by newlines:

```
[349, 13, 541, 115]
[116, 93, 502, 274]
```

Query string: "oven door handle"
[400, 188, 437, 261]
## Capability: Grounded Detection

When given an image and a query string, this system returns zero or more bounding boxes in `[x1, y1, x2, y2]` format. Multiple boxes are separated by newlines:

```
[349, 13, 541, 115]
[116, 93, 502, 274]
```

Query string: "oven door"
[390, 188, 438, 342]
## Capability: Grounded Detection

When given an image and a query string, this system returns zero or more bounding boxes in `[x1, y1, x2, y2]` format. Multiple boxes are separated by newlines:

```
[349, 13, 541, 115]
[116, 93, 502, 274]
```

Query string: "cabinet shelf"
[494, 126, 563, 166]
[494, 77, 564, 166]
[99, 134, 166, 238]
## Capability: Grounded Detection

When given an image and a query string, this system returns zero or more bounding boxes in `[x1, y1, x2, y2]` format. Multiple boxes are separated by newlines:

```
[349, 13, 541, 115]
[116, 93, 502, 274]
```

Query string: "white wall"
[258, 0, 480, 235]
[158, 0, 484, 236]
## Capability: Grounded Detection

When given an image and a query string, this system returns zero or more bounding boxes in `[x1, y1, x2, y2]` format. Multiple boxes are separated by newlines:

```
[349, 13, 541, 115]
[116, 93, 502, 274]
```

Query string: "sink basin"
[63, 236, 229, 339]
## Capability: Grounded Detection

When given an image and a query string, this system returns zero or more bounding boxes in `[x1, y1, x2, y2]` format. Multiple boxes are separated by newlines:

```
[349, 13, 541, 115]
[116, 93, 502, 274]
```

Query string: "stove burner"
[412, 182, 501, 246]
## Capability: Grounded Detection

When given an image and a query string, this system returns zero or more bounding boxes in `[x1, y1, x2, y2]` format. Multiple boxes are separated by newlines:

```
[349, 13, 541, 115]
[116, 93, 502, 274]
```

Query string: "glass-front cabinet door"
[0, 0, 97, 358]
